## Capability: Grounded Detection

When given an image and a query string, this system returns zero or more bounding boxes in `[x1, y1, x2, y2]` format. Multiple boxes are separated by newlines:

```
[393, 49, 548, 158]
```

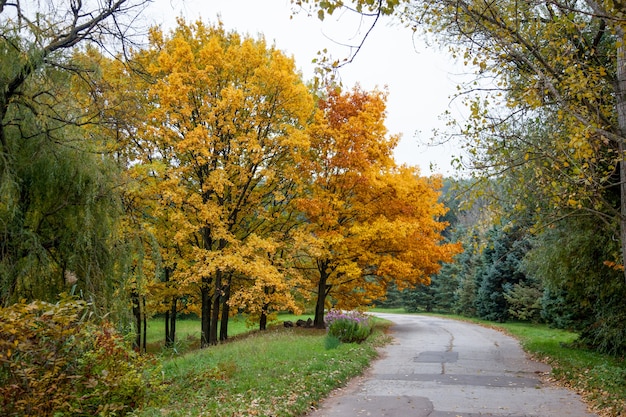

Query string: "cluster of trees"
[6, 0, 624, 356]
[379, 178, 626, 354]
[0, 2, 459, 350]
[300, 0, 625, 354]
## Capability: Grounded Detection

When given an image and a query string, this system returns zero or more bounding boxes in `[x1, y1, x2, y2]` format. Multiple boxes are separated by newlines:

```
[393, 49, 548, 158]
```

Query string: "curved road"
[307, 313, 597, 417]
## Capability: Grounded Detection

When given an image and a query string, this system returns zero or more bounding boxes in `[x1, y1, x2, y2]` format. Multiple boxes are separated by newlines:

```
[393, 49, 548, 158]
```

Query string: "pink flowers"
[325, 310, 372, 343]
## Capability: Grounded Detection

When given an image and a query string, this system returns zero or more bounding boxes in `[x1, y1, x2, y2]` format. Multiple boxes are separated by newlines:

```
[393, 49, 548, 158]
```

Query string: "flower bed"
[325, 310, 372, 343]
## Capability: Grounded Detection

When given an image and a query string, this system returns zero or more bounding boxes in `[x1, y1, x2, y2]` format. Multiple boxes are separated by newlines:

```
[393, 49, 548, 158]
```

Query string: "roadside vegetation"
[495, 321, 626, 417]
[135, 316, 390, 417]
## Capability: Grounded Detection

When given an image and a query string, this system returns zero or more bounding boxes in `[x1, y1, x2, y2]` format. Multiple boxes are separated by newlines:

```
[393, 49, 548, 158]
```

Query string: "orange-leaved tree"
[126, 20, 314, 346]
[298, 86, 461, 327]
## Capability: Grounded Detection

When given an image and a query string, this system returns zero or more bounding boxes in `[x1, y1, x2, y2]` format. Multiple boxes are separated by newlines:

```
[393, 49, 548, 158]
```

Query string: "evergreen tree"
[475, 225, 529, 322]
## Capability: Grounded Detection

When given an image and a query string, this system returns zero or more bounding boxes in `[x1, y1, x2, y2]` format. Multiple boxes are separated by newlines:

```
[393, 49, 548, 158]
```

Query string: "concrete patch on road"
[375, 372, 540, 388]
[414, 351, 459, 363]
[309, 394, 433, 417]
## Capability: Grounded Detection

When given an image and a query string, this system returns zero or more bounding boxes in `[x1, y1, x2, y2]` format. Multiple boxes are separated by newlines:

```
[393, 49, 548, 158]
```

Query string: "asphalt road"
[307, 313, 597, 417]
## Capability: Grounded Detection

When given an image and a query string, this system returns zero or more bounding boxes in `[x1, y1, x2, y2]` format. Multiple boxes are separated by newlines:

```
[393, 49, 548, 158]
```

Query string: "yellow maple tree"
[122, 19, 315, 346]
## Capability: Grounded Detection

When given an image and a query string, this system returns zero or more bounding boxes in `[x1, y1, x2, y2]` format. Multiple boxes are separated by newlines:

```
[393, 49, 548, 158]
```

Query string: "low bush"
[326, 310, 372, 343]
[0, 295, 158, 416]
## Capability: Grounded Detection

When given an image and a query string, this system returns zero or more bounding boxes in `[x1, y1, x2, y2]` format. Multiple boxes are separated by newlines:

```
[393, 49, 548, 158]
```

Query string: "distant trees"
[382, 177, 626, 354]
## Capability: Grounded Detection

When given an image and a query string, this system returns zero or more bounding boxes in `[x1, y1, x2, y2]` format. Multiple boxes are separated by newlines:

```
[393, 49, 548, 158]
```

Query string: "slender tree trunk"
[200, 278, 212, 348]
[164, 267, 172, 347]
[165, 297, 177, 347]
[131, 288, 142, 351]
[219, 276, 231, 341]
[200, 226, 213, 348]
[142, 297, 147, 353]
[169, 297, 177, 345]
[209, 270, 222, 345]
[314, 262, 330, 328]
[617, 40, 626, 283]
[165, 309, 170, 346]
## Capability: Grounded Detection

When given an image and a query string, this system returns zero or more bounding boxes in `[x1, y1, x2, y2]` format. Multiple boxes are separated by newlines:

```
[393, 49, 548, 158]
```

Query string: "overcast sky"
[146, 0, 469, 176]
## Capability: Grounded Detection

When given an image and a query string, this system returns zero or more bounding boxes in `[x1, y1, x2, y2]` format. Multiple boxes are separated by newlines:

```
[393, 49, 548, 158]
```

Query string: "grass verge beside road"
[135, 320, 391, 417]
[145, 314, 313, 354]
[495, 321, 626, 417]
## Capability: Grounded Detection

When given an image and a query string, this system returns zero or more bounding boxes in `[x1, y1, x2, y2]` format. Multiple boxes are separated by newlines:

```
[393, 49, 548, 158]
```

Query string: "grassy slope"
[145, 314, 312, 354]
[136, 322, 391, 417]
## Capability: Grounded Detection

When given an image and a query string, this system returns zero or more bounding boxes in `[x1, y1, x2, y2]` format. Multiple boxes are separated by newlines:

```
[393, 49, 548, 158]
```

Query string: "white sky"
[146, 0, 470, 176]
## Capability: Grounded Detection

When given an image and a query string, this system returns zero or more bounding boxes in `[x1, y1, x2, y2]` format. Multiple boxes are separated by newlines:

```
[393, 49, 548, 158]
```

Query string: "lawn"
[136, 319, 391, 417]
[145, 313, 314, 354]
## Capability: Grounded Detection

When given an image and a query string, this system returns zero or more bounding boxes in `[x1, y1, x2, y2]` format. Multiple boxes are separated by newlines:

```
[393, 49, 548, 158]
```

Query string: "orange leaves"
[299, 86, 461, 315]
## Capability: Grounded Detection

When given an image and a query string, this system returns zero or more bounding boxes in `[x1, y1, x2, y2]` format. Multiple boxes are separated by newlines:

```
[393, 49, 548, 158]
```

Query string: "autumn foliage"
[0, 296, 156, 416]
[298, 87, 462, 326]
[1, 11, 459, 365]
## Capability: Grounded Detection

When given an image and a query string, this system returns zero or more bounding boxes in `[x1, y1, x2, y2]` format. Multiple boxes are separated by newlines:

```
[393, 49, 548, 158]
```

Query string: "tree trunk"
[260, 306, 268, 331]
[200, 278, 212, 348]
[164, 266, 174, 347]
[169, 297, 177, 345]
[209, 270, 222, 345]
[165, 309, 170, 346]
[314, 262, 330, 328]
[219, 276, 231, 341]
[200, 226, 213, 348]
[617, 39, 626, 283]
[142, 296, 147, 353]
[130, 288, 142, 351]
[165, 296, 177, 347]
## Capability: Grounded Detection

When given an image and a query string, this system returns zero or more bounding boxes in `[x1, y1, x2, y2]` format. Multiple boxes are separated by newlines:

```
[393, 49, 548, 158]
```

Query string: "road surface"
[307, 313, 597, 417]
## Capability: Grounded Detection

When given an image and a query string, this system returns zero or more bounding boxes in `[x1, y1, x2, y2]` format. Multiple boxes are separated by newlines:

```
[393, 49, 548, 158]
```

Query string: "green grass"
[145, 313, 314, 354]
[495, 322, 626, 417]
[136, 322, 391, 417]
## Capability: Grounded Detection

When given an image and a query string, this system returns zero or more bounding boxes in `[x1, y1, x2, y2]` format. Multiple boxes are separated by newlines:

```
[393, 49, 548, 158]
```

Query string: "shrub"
[504, 281, 543, 323]
[0, 296, 157, 416]
[325, 310, 372, 343]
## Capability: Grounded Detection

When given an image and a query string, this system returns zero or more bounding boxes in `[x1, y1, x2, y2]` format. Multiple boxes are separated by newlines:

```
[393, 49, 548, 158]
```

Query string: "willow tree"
[0, 0, 149, 308]
[125, 20, 314, 347]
